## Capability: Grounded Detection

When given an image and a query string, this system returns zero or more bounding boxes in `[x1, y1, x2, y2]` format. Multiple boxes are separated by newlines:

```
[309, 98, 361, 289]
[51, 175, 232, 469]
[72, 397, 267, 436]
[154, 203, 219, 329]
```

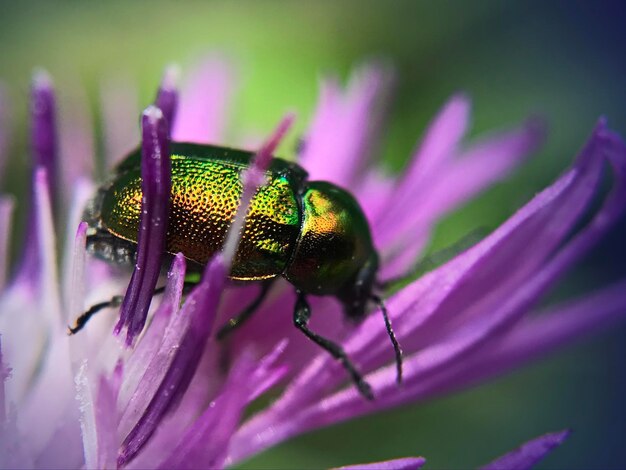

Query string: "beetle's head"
[82, 185, 138, 268]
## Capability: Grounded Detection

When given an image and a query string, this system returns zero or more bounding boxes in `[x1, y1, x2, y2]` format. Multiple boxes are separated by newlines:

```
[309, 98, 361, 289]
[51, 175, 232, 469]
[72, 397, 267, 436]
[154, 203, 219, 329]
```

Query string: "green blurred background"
[1, 1, 625, 468]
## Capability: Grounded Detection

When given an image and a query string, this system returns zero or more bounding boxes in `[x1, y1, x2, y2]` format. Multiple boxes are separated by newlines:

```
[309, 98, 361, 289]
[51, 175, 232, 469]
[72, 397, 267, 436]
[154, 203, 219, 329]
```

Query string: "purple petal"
[0, 197, 14, 291]
[334, 457, 426, 470]
[373, 94, 470, 228]
[66, 221, 88, 329]
[379, 119, 544, 275]
[76, 361, 123, 470]
[118, 256, 226, 467]
[299, 64, 392, 187]
[414, 279, 626, 401]
[30, 69, 58, 202]
[229, 121, 625, 461]
[342, 122, 624, 404]
[362, 121, 613, 366]
[0, 337, 8, 424]
[58, 82, 95, 206]
[273, 121, 606, 414]
[157, 351, 255, 469]
[101, 77, 140, 167]
[96, 363, 124, 469]
[480, 430, 570, 470]
[118, 254, 186, 410]
[0, 83, 10, 182]
[248, 339, 290, 401]
[16, 71, 59, 284]
[222, 113, 295, 265]
[115, 105, 171, 345]
[155, 65, 180, 133]
[172, 56, 236, 144]
[32, 168, 61, 318]
[61, 181, 94, 317]
[423, 118, 544, 221]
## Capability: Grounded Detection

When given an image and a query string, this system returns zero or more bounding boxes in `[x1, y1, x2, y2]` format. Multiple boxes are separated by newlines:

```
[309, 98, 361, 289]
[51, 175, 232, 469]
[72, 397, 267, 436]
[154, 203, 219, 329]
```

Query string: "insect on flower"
[72, 115, 403, 400]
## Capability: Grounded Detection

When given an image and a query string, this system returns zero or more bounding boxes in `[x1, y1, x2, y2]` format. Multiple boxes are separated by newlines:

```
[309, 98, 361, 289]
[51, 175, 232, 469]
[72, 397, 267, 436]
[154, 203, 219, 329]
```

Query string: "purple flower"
[1, 58, 625, 469]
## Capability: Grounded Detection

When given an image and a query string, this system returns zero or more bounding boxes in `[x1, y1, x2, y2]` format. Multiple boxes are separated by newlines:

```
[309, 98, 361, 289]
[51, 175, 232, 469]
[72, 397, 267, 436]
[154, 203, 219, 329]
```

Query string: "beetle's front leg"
[68, 281, 197, 335]
[292, 290, 374, 400]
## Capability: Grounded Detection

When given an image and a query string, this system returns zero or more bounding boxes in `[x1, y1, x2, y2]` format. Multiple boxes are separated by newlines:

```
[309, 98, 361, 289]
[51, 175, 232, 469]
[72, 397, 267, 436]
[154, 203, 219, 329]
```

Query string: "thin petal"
[412, 280, 626, 401]
[334, 457, 426, 470]
[0, 196, 14, 291]
[248, 339, 290, 402]
[0, 83, 10, 182]
[229, 121, 625, 462]
[157, 351, 255, 470]
[58, 81, 95, 206]
[101, 76, 140, 167]
[15, 71, 59, 285]
[373, 94, 470, 229]
[300, 64, 392, 188]
[94, 362, 124, 469]
[30, 69, 58, 203]
[0, 337, 8, 424]
[379, 119, 544, 275]
[326, 122, 625, 410]
[118, 256, 226, 467]
[66, 222, 88, 342]
[61, 180, 94, 319]
[172, 56, 236, 144]
[423, 118, 545, 221]
[222, 113, 295, 265]
[480, 430, 570, 470]
[155, 65, 180, 133]
[269, 121, 606, 416]
[118, 254, 186, 413]
[115, 105, 171, 345]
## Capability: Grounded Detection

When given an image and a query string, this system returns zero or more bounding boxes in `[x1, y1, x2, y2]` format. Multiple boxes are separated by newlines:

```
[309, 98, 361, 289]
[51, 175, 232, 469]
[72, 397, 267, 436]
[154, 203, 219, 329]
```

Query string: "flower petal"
[222, 113, 295, 265]
[155, 65, 180, 133]
[299, 64, 392, 187]
[480, 430, 570, 470]
[0, 83, 10, 183]
[172, 56, 236, 144]
[323, 122, 625, 412]
[118, 254, 186, 414]
[271, 121, 607, 415]
[379, 119, 544, 279]
[76, 360, 123, 470]
[373, 93, 470, 230]
[30, 69, 58, 203]
[157, 351, 255, 470]
[0, 196, 14, 291]
[413, 279, 626, 401]
[115, 105, 171, 345]
[229, 121, 626, 462]
[334, 456, 426, 470]
[118, 255, 226, 467]
[101, 76, 140, 167]
[61, 181, 94, 319]
[15, 71, 59, 285]
[58, 82, 95, 207]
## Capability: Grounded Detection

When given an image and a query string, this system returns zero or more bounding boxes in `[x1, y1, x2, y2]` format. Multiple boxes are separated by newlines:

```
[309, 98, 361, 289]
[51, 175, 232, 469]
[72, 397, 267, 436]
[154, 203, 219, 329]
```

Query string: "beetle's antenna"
[371, 294, 403, 384]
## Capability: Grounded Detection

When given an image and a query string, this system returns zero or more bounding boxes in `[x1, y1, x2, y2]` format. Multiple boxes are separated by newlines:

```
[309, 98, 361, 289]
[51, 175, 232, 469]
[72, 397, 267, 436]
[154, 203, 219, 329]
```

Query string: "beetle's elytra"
[79, 142, 402, 399]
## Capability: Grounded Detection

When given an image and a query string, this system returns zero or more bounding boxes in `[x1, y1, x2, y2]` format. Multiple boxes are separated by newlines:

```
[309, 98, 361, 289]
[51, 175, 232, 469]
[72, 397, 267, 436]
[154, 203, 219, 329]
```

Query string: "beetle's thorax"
[284, 180, 379, 317]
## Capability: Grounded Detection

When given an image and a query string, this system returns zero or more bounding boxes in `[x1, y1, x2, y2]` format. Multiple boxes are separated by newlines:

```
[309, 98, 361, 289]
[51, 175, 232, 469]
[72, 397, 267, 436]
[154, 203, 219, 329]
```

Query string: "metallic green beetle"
[80, 142, 402, 399]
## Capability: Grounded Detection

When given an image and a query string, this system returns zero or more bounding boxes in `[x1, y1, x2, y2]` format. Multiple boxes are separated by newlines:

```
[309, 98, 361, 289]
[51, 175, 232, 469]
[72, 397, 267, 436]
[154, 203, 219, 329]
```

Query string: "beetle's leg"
[293, 290, 374, 400]
[68, 282, 197, 335]
[67, 295, 124, 335]
[216, 281, 273, 340]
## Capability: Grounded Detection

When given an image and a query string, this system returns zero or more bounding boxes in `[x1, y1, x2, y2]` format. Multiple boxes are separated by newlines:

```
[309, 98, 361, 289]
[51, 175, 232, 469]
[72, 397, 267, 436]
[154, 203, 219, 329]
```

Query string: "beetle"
[74, 142, 402, 399]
